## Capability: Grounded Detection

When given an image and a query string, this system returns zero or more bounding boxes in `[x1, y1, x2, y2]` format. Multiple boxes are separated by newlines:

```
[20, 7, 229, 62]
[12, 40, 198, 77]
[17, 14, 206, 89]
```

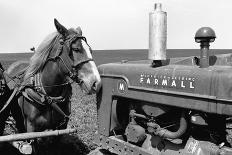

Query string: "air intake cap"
[195, 27, 216, 43]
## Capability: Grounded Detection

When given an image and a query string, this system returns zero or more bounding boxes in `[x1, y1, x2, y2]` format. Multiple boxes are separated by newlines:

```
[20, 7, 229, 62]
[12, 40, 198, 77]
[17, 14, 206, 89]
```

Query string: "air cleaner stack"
[148, 3, 167, 67]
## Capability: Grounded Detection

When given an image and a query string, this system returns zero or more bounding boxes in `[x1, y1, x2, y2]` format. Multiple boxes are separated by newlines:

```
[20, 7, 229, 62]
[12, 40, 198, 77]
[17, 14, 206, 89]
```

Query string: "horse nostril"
[92, 82, 97, 91]
[92, 80, 101, 93]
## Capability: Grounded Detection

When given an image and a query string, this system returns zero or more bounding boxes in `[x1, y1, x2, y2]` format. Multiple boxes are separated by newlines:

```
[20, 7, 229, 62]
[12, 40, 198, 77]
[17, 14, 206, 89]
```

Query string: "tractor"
[92, 3, 232, 155]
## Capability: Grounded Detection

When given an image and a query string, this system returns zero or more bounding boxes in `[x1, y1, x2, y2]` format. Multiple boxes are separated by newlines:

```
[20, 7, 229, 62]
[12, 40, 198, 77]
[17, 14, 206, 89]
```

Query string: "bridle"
[47, 34, 94, 85]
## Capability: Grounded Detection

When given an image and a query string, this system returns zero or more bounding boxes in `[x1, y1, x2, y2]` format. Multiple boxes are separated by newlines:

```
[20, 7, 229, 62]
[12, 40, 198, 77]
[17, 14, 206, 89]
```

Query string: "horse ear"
[76, 26, 82, 36]
[54, 18, 68, 37]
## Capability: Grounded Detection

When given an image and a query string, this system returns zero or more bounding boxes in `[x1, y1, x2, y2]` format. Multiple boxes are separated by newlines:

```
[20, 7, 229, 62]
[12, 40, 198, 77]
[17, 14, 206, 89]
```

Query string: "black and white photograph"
[0, 0, 232, 155]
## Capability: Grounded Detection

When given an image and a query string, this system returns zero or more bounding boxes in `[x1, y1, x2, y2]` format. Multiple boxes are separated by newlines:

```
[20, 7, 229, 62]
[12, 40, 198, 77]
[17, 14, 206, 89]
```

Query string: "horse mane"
[7, 60, 29, 77]
[24, 32, 59, 79]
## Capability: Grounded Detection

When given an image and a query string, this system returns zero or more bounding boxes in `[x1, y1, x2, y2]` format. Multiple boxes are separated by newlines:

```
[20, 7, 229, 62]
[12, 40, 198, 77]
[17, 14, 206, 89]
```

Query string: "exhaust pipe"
[148, 3, 167, 67]
[156, 111, 187, 139]
[147, 111, 188, 139]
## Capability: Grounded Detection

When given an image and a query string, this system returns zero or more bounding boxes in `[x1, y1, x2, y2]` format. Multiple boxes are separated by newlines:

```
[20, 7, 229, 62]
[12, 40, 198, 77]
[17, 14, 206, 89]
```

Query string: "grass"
[68, 84, 98, 150]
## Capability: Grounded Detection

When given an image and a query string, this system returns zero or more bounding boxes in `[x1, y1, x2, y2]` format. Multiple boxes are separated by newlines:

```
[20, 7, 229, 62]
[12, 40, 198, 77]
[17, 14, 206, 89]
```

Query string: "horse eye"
[71, 40, 81, 51]
[72, 48, 81, 53]
[83, 37, 87, 42]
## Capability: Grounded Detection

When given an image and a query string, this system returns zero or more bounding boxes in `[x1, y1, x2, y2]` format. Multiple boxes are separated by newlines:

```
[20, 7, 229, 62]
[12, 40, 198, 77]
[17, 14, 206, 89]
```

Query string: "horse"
[6, 19, 101, 150]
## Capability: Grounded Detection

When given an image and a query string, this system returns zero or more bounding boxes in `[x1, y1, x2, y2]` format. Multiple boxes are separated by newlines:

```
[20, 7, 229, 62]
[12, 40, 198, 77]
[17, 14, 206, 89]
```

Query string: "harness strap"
[0, 87, 19, 114]
[23, 88, 44, 105]
[22, 88, 69, 119]
[50, 102, 69, 119]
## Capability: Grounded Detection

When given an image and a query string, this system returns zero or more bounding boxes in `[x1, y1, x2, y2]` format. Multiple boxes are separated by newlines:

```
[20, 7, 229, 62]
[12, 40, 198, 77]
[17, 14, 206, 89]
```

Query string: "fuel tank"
[98, 53, 232, 116]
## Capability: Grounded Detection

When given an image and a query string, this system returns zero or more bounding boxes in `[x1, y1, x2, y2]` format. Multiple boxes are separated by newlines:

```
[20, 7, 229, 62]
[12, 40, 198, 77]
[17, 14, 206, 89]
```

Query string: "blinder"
[51, 34, 93, 83]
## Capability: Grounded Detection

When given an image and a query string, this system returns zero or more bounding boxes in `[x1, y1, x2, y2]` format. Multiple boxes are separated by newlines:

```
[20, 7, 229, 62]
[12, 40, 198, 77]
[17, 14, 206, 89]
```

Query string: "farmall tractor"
[92, 3, 232, 155]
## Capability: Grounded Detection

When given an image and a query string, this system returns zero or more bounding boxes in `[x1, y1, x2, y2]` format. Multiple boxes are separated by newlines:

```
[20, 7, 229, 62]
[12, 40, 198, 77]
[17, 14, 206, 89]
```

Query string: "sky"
[0, 0, 231, 53]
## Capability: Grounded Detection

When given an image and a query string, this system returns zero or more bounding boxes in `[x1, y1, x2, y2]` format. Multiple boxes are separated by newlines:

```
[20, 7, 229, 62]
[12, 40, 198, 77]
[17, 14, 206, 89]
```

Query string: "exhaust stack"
[149, 3, 167, 67]
[195, 27, 216, 68]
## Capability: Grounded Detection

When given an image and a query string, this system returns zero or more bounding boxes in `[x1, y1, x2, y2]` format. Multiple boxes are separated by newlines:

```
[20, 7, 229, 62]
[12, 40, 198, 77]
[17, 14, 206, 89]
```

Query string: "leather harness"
[21, 73, 71, 118]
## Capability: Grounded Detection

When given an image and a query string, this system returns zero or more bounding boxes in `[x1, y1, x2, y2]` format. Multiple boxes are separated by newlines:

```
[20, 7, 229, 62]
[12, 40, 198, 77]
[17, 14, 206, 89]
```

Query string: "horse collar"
[30, 73, 69, 101]
[23, 73, 70, 116]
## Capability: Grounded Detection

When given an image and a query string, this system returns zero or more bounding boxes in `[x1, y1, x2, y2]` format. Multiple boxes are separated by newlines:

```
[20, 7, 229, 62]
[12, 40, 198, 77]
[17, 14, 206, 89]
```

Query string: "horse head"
[53, 19, 101, 94]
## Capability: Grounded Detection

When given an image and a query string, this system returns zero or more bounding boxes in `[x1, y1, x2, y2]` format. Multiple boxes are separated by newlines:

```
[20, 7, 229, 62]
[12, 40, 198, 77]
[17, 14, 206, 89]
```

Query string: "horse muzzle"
[79, 78, 101, 95]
